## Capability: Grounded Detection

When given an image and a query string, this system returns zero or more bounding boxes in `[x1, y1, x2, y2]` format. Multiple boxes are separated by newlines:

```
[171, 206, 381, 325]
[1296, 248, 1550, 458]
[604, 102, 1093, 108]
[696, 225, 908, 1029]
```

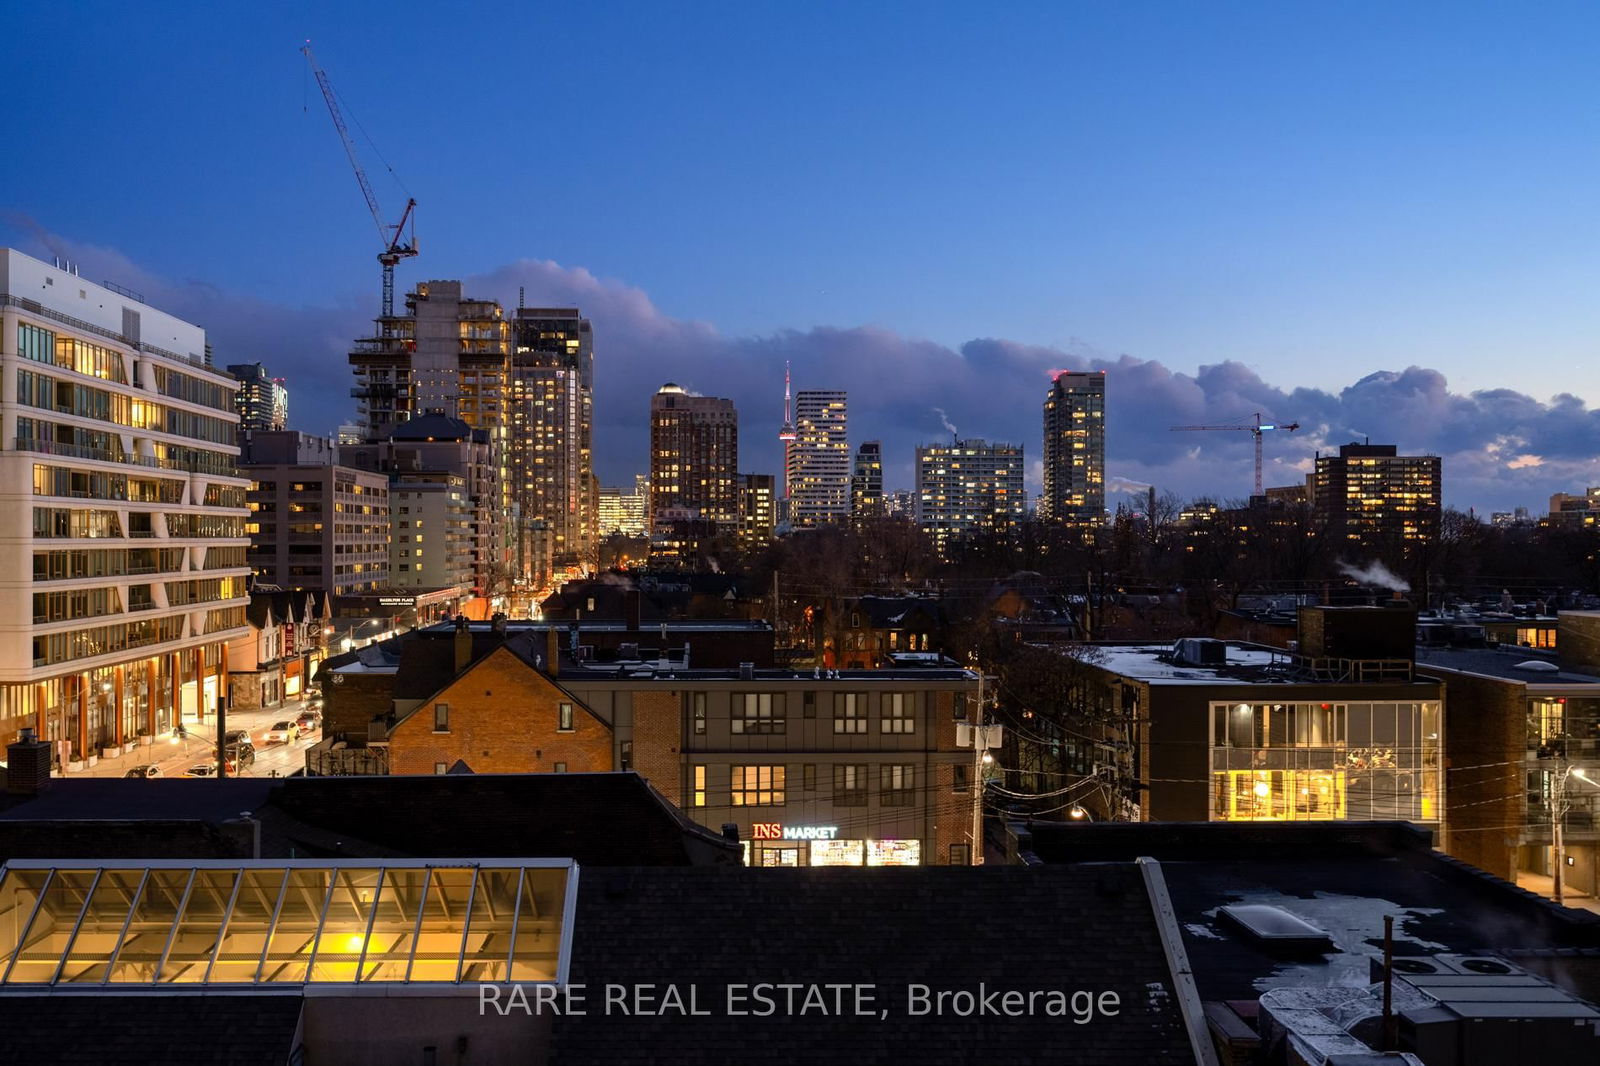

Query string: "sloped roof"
[260, 772, 737, 866]
[390, 411, 473, 441]
[0, 773, 739, 868]
[553, 865, 1194, 1064]
[0, 995, 301, 1064]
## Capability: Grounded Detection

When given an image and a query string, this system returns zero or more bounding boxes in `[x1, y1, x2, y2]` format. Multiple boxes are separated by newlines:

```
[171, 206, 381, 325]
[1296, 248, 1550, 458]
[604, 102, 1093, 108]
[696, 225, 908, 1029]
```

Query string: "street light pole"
[1552, 761, 1573, 905]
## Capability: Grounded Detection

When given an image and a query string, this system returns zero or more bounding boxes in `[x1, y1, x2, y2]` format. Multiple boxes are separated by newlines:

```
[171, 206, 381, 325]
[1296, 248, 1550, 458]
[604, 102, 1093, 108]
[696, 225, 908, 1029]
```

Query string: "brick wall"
[933, 690, 976, 864]
[324, 673, 394, 738]
[388, 648, 613, 776]
[1427, 669, 1523, 880]
[631, 690, 683, 803]
[1559, 612, 1600, 674]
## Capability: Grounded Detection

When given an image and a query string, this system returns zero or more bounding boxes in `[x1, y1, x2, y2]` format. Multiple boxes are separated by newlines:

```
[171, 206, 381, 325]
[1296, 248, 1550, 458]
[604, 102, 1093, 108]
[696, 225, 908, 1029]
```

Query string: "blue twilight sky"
[5, 0, 1600, 511]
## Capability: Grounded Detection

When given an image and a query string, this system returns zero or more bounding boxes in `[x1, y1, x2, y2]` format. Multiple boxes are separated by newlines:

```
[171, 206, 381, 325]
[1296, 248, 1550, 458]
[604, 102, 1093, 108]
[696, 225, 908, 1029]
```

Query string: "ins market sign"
[751, 823, 839, 841]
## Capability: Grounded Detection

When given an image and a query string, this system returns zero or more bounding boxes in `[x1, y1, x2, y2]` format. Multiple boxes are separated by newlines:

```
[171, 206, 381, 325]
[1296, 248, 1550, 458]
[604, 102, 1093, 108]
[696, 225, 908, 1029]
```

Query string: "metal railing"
[0, 294, 212, 369]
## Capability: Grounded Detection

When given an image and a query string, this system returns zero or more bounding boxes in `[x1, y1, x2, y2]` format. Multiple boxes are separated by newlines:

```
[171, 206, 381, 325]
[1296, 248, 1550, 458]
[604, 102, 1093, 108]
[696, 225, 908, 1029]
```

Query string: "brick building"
[1416, 611, 1600, 899]
[313, 619, 981, 866]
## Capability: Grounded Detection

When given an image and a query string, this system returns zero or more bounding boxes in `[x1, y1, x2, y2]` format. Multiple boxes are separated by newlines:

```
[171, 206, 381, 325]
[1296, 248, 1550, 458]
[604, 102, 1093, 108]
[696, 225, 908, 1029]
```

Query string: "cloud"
[9, 226, 1600, 513]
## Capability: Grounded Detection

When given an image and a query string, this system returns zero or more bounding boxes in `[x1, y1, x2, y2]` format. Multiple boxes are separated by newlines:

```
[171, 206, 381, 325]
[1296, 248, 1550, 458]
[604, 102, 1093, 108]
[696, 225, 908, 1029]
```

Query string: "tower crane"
[301, 44, 417, 319]
[1170, 412, 1300, 496]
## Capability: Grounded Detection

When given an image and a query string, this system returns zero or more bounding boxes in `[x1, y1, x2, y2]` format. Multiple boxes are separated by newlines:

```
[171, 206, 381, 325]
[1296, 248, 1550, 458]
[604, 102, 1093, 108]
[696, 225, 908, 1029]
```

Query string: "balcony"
[1531, 736, 1600, 761]
[15, 437, 123, 464]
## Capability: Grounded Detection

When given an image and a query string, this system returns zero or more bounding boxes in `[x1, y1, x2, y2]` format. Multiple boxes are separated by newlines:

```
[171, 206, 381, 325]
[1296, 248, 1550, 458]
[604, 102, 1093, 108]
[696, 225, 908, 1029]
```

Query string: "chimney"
[546, 626, 560, 678]
[454, 616, 472, 675]
[625, 589, 642, 631]
[7, 728, 52, 795]
[721, 823, 740, 843]
[491, 612, 508, 636]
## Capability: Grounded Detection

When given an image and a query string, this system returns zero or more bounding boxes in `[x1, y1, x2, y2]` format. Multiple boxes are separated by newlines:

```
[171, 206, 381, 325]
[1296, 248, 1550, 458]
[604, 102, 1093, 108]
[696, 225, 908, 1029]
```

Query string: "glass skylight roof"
[0, 860, 575, 987]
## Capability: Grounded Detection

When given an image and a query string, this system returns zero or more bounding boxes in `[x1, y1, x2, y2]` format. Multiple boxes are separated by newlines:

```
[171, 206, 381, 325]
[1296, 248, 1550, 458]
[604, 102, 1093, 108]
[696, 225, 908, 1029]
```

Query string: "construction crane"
[301, 44, 417, 318]
[1170, 412, 1300, 496]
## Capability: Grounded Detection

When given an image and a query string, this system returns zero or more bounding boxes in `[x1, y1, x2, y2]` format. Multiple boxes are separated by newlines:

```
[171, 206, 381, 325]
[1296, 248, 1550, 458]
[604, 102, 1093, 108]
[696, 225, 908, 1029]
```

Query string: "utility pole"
[970, 671, 986, 866]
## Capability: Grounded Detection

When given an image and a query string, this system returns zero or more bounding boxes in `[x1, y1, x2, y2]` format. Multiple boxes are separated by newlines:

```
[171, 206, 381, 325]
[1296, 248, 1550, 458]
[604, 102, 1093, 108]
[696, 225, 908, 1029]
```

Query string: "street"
[72, 696, 323, 780]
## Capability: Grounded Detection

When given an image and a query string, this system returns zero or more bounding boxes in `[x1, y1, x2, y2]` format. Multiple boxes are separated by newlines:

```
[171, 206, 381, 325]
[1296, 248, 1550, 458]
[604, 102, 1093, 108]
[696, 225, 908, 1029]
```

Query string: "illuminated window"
[732, 693, 784, 735]
[881, 693, 915, 734]
[0, 860, 574, 985]
[834, 693, 867, 734]
[731, 765, 785, 806]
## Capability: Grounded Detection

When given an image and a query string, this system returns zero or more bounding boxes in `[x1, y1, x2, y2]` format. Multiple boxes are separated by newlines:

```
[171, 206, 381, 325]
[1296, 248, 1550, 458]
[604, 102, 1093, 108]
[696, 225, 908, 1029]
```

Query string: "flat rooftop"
[1089, 642, 1283, 684]
[555, 664, 976, 683]
[425, 620, 774, 633]
[1416, 644, 1600, 686]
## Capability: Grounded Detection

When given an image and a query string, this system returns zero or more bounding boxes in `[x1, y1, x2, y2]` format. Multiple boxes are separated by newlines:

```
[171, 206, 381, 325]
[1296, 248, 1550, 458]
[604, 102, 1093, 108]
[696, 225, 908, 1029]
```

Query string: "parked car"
[123, 765, 161, 779]
[295, 709, 322, 733]
[264, 721, 300, 745]
[218, 741, 255, 773]
[183, 762, 218, 778]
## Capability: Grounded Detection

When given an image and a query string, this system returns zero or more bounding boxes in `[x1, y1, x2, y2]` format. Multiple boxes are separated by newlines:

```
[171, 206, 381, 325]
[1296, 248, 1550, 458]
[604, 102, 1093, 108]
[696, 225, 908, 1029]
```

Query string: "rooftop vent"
[1218, 904, 1335, 954]
[1511, 660, 1559, 673]
[739, 662, 755, 681]
[1172, 638, 1226, 667]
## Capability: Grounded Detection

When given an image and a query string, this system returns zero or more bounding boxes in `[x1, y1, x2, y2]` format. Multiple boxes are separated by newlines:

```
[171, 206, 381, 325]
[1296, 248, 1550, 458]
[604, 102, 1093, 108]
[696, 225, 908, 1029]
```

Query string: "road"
[74, 697, 323, 780]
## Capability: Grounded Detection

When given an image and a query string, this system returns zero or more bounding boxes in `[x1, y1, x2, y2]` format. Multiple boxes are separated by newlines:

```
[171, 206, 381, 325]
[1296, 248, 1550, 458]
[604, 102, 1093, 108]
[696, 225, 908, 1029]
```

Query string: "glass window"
[731, 765, 785, 806]
[692, 766, 706, 807]
[692, 693, 706, 735]
[557, 703, 574, 731]
[732, 693, 784, 735]
[834, 764, 869, 806]
[834, 693, 867, 734]
[881, 764, 915, 806]
[881, 693, 914, 734]
[433, 703, 449, 731]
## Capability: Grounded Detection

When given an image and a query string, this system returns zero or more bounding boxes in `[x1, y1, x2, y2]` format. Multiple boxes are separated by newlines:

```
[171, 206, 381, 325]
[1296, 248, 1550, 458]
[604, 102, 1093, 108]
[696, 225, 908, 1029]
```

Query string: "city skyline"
[7, 3, 1600, 512]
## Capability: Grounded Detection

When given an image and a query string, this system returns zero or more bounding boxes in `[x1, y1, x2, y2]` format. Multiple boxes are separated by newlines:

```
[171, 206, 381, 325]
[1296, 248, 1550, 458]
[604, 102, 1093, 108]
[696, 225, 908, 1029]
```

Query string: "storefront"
[746, 823, 922, 867]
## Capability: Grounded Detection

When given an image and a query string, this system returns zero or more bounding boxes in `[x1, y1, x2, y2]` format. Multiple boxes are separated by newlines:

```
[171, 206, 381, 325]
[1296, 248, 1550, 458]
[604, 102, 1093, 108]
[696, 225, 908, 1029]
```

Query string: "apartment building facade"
[1041, 370, 1105, 524]
[509, 308, 595, 584]
[226, 361, 287, 433]
[1313, 442, 1442, 549]
[241, 431, 389, 595]
[851, 440, 883, 517]
[342, 412, 501, 601]
[648, 384, 737, 530]
[0, 248, 251, 761]
[914, 438, 1026, 556]
[785, 390, 849, 526]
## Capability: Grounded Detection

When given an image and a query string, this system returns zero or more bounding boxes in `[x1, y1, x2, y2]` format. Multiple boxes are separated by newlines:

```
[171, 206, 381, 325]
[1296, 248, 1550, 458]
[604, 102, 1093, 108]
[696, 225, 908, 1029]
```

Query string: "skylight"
[0, 859, 575, 987]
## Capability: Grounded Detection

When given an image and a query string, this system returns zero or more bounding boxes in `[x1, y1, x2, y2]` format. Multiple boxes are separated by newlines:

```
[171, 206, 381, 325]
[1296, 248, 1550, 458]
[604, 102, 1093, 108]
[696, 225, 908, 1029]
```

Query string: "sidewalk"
[1515, 871, 1600, 915]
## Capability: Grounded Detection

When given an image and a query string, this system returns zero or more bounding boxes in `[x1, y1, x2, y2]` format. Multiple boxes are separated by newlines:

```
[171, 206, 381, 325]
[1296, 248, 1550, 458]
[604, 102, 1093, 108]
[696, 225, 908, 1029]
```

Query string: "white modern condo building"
[0, 249, 251, 765]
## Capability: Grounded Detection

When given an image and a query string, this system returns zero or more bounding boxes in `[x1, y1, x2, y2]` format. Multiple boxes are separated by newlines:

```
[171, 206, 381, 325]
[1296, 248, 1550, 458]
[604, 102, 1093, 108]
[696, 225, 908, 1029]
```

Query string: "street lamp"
[1069, 805, 1093, 821]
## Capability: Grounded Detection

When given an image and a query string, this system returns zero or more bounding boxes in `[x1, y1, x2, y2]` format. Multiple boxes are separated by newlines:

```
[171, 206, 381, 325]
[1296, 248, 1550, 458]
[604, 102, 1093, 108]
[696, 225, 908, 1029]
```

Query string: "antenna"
[778, 361, 797, 443]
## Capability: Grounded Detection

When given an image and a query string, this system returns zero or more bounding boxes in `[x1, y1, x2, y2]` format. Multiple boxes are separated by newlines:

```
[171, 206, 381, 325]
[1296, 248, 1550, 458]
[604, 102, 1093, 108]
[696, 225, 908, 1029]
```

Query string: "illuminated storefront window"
[810, 840, 866, 866]
[866, 840, 921, 866]
[1209, 701, 1440, 822]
